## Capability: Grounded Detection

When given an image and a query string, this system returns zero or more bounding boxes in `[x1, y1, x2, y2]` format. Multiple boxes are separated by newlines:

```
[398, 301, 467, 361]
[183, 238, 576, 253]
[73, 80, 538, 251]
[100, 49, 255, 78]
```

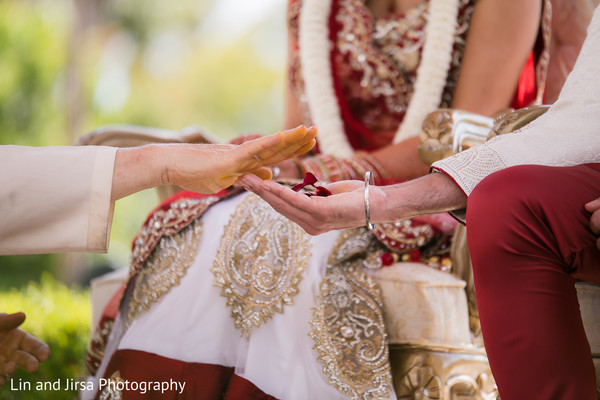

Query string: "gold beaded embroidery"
[85, 319, 114, 375]
[130, 196, 222, 278]
[310, 228, 393, 399]
[212, 194, 312, 336]
[98, 371, 124, 400]
[126, 220, 203, 325]
[289, 0, 474, 136]
[373, 219, 436, 252]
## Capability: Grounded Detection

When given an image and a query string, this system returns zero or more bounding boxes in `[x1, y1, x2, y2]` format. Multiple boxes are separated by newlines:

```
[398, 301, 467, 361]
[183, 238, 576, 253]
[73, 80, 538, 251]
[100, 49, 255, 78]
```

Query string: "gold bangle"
[364, 171, 375, 231]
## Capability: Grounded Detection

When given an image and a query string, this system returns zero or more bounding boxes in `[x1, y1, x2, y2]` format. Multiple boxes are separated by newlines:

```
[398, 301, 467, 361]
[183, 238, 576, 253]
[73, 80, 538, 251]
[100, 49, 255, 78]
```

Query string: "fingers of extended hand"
[585, 198, 600, 235]
[258, 140, 315, 168]
[19, 331, 49, 364]
[248, 167, 273, 181]
[1, 356, 16, 375]
[0, 313, 26, 332]
[9, 349, 40, 373]
[231, 126, 316, 176]
[255, 126, 316, 164]
[0, 355, 14, 386]
[0, 323, 49, 373]
[590, 209, 600, 235]
[585, 197, 600, 213]
[240, 125, 307, 162]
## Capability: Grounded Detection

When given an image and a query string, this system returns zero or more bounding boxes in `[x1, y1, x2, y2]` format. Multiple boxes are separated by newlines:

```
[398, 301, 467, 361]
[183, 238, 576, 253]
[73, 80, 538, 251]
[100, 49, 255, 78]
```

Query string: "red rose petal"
[292, 172, 319, 192]
[314, 186, 332, 197]
[303, 172, 319, 185]
[293, 172, 331, 197]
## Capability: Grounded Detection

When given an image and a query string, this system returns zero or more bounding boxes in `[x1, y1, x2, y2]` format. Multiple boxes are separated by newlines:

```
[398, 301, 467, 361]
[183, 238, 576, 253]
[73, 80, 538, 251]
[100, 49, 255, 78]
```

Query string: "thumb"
[249, 167, 273, 181]
[0, 312, 26, 332]
[585, 197, 600, 212]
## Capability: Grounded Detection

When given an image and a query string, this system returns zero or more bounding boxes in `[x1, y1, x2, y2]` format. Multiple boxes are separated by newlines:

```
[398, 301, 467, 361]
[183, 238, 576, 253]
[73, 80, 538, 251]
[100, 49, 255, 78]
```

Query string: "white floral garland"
[299, 0, 460, 157]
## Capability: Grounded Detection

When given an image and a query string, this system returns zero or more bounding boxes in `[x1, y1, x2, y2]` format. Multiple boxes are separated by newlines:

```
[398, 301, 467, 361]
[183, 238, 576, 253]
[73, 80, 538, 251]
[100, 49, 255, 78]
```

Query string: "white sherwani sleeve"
[432, 5, 600, 196]
[0, 145, 118, 255]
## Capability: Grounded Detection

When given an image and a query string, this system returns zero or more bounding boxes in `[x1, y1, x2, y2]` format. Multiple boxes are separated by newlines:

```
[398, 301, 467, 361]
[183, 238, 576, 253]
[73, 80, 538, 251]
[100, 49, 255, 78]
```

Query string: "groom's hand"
[240, 175, 367, 235]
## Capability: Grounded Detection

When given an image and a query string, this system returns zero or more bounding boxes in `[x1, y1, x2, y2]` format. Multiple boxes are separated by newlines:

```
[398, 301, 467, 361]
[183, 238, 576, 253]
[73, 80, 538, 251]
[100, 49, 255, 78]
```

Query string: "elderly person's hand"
[585, 197, 600, 249]
[0, 312, 50, 386]
[228, 133, 306, 181]
[166, 125, 317, 193]
[111, 125, 317, 201]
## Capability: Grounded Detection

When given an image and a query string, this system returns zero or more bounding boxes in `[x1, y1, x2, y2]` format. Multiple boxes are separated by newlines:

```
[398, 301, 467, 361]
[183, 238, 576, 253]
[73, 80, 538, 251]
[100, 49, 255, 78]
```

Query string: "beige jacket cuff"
[0, 145, 117, 255]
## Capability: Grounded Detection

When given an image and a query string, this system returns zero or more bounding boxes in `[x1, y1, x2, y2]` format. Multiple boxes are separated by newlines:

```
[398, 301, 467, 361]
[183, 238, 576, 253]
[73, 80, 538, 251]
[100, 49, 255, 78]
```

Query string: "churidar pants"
[466, 163, 600, 400]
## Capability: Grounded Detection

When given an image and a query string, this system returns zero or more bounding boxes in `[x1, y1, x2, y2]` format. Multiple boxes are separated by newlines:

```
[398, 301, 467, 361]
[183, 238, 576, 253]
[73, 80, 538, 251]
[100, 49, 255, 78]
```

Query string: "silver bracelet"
[364, 171, 375, 231]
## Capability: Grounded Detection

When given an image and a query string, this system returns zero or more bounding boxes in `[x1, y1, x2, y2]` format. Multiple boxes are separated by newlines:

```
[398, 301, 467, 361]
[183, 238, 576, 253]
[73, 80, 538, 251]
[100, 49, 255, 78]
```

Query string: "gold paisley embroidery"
[212, 194, 312, 336]
[98, 371, 124, 400]
[311, 228, 393, 399]
[85, 319, 114, 375]
[127, 220, 203, 324]
[130, 196, 222, 277]
[85, 196, 225, 381]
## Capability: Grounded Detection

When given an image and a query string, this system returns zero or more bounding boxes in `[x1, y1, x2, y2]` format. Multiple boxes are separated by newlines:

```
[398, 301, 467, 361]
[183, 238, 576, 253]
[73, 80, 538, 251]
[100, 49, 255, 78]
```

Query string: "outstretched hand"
[240, 174, 369, 235]
[161, 125, 317, 194]
[111, 125, 317, 201]
[585, 197, 600, 249]
[0, 312, 50, 386]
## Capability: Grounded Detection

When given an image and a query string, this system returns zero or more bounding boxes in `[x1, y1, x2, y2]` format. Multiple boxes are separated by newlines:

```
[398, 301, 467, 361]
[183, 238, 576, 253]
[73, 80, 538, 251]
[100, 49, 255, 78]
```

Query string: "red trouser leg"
[466, 163, 600, 400]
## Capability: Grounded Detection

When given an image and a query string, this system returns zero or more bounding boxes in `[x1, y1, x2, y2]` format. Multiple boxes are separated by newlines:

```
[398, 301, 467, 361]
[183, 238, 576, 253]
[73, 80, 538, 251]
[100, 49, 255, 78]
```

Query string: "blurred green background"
[0, 0, 286, 398]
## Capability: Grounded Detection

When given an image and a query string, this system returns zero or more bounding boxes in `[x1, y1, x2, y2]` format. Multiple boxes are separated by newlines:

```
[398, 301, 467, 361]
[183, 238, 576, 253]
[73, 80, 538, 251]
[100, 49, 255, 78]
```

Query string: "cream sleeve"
[432, 4, 600, 196]
[0, 145, 118, 255]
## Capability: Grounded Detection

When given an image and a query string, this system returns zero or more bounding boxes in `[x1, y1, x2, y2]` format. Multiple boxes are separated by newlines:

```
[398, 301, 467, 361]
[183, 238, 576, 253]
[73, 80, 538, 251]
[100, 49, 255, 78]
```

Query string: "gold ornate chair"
[370, 106, 600, 399]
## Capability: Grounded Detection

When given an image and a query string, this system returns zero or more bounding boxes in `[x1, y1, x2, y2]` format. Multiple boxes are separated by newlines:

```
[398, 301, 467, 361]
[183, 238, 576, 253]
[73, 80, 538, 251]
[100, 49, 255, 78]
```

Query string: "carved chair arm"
[418, 105, 550, 166]
[76, 124, 219, 147]
[417, 105, 550, 339]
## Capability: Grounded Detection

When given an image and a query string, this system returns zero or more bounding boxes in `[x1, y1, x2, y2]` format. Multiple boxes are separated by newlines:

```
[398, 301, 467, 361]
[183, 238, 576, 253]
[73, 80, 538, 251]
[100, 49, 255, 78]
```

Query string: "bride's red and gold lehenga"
[83, 0, 549, 398]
